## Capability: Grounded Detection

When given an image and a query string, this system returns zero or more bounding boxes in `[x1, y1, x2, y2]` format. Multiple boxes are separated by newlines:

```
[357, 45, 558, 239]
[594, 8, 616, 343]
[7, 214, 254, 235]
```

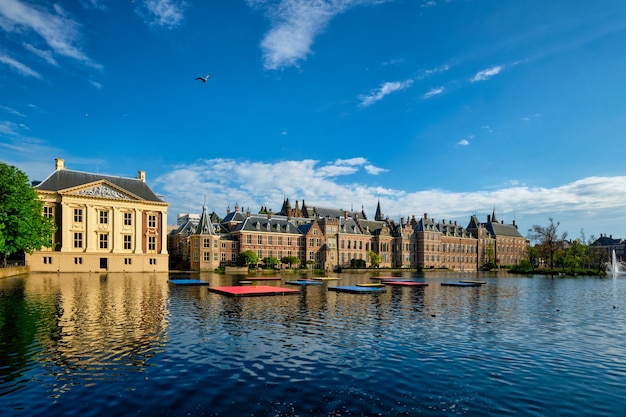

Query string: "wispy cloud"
[0, 53, 41, 78]
[358, 80, 414, 107]
[422, 86, 444, 99]
[249, 0, 383, 70]
[151, 158, 626, 238]
[0, 0, 100, 69]
[141, 0, 186, 29]
[470, 65, 502, 82]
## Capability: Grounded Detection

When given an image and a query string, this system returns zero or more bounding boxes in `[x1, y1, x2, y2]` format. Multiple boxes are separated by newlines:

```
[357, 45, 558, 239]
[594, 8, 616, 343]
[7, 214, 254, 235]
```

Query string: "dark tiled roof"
[483, 221, 524, 238]
[233, 215, 302, 234]
[36, 169, 163, 202]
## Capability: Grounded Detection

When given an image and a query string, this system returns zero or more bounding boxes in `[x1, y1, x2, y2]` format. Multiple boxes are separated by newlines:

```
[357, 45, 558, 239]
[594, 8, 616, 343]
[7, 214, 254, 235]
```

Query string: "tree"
[0, 162, 57, 267]
[236, 250, 258, 267]
[262, 256, 279, 269]
[280, 256, 300, 269]
[369, 251, 380, 268]
[527, 218, 567, 270]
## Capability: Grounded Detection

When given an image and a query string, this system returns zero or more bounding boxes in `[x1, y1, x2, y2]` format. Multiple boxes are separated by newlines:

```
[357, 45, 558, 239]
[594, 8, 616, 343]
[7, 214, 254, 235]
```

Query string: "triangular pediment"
[64, 181, 140, 201]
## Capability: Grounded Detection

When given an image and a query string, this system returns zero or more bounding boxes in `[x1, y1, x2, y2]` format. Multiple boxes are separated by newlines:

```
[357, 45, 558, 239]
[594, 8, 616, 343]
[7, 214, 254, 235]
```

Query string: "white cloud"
[457, 139, 469, 146]
[150, 158, 626, 239]
[142, 0, 186, 29]
[0, 0, 99, 68]
[364, 164, 387, 175]
[0, 52, 41, 78]
[422, 86, 444, 99]
[250, 0, 383, 70]
[358, 79, 414, 107]
[471, 65, 502, 82]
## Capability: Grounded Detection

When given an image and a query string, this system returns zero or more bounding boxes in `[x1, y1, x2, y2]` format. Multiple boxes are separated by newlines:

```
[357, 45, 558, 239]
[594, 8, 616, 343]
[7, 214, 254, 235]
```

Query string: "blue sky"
[2, 0, 626, 242]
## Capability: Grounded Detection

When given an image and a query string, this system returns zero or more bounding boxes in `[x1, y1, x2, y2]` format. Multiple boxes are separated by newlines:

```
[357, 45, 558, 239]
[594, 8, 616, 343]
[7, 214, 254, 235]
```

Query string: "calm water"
[1, 271, 625, 417]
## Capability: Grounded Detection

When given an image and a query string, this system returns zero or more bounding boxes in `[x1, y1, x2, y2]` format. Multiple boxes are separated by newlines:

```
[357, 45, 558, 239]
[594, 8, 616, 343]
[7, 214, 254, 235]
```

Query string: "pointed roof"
[374, 199, 383, 221]
[195, 205, 215, 235]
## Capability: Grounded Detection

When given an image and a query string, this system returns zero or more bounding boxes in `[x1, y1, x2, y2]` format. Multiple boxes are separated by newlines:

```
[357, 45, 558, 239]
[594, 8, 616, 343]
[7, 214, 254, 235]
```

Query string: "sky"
[2, 0, 626, 242]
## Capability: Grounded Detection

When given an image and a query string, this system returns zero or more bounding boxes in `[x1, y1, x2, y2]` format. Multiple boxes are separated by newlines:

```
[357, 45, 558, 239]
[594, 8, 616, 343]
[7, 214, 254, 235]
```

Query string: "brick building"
[169, 198, 528, 272]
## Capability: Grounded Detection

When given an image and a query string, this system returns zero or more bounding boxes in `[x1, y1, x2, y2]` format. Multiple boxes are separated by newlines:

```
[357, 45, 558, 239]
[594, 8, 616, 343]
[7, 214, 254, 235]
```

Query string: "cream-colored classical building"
[27, 159, 169, 273]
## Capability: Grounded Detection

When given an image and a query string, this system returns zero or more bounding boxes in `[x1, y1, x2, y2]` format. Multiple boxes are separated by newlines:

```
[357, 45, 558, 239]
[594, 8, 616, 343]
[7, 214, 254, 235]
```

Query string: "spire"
[374, 198, 383, 221]
[196, 204, 213, 235]
[491, 207, 498, 223]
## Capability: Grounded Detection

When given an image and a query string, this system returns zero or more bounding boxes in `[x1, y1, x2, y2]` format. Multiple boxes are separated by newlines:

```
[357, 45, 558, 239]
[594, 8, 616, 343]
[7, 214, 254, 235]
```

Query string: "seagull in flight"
[195, 75, 211, 82]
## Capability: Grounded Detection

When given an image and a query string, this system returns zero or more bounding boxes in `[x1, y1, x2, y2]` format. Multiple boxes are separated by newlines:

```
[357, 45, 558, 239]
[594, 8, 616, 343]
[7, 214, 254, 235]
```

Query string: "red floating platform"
[208, 285, 300, 297]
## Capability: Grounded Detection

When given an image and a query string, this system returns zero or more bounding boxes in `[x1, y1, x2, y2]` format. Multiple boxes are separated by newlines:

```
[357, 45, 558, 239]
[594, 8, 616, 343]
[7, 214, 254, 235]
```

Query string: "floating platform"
[328, 285, 387, 294]
[247, 277, 282, 281]
[168, 279, 209, 286]
[356, 283, 385, 287]
[383, 281, 429, 287]
[311, 276, 340, 281]
[441, 282, 482, 287]
[208, 285, 300, 297]
[460, 280, 486, 285]
[286, 280, 323, 285]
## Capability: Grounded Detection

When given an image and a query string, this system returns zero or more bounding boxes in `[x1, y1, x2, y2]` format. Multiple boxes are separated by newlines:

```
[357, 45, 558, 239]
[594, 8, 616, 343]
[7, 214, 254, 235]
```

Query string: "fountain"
[606, 249, 626, 276]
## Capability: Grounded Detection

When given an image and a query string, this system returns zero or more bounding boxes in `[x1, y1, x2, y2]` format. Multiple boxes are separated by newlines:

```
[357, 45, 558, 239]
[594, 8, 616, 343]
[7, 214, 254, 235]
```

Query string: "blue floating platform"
[329, 285, 386, 294]
[441, 281, 481, 287]
[286, 280, 323, 285]
[168, 279, 209, 286]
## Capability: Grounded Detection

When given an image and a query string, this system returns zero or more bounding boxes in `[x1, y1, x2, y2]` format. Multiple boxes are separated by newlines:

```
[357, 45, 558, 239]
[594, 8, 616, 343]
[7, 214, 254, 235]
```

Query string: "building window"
[149, 258, 157, 265]
[99, 233, 108, 249]
[74, 257, 82, 264]
[124, 212, 132, 226]
[148, 215, 156, 228]
[247, 235, 252, 244]
[310, 238, 314, 246]
[124, 258, 132, 265]
[278, 236, 283, 245]
[257, 235, 263, 245]
[203, 238, 210, 248]
[44, 206, 54, 218]
[203, 252, 210, 262]
[73, 232, 83, 248]
[74, 208, 83, 222]
[148, 236, 156, 251]
[222, 253, 226, 261]
[214, 253, 218, 261]
[268, 236, 273, 245]
[99, 210, 108, 224]
[124, 235, 132, 250]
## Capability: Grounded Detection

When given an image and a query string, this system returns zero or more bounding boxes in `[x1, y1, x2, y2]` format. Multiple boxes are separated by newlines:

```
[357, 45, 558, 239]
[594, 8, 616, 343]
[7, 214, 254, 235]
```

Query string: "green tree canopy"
[369, 251, 381, 268]
[0, 162, 57, 266]
[262, 256, 279, 269]
[236, 250, 258, 267]
[280, 256, 300, 268]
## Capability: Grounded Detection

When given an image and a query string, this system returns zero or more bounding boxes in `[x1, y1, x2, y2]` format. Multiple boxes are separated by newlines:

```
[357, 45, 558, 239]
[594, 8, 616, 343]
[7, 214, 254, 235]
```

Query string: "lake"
[1, 271, 625, 416]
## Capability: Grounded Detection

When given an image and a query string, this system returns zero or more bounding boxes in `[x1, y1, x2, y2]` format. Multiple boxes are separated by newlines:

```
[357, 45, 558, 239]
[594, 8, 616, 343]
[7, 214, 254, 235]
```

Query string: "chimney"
[267, 210, 272, 220]
[137, 170, 146, 182]
[55, 158, 65, 171]
[424, 213, 428, 219]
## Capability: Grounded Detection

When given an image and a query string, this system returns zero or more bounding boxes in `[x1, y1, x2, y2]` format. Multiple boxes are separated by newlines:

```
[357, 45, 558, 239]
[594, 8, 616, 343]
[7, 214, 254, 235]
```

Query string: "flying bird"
[195, 75, 211, 82]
